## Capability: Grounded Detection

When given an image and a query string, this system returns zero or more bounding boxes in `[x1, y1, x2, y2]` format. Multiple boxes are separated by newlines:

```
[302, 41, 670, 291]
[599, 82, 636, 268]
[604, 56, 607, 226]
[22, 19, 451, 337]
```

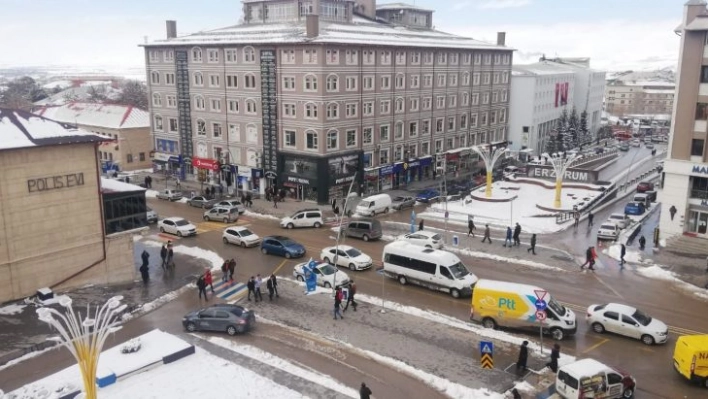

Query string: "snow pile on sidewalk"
[244, 210, 280, 221]
[603, 244, 649, 264]
[0, 303, 26, 316]
[143, 240, 224, 271]
[637, 265, 708, 301]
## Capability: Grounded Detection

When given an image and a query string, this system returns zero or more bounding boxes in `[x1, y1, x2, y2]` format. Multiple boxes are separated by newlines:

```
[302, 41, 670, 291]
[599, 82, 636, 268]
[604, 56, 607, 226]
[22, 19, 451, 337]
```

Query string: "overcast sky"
[0, 0, 683, 72]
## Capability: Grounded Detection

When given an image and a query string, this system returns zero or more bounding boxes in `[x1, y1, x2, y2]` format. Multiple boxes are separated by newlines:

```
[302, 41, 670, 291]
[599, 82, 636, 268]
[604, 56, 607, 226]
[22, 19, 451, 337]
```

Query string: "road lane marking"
[272, 259, 289, 276]
[591, 273, 625, 300]
[581, 338, 609, 354]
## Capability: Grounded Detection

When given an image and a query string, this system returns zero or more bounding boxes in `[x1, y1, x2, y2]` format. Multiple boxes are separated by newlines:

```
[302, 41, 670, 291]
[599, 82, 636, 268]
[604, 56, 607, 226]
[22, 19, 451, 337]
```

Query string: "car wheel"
[324, 257, 332, 264]
[363, 234, 370, 242]
[223, 218, 229, 223]
[641, 334, 655, 345]
[177, 231, 183, 237]
[592, 322, 605, 334]
[296, 275, 304, 282]
[622, 387, 634, 398]
[348, 263, 356, 271]
[324, 282, 332, 289]
[398, 275, 407, 285]
[204, 216, 210, 221]
[222, 237, 229, 244]
[185, 322, 197, 332]
[287, 223, 294, 229]
[384, 207, 389, 213]
[551, 328, 565, 341]
[285, 252, 292, 259]
[482, 317, 497, 329]
[159, 227, 165, 233]
[261, 248, 268, 255]
[314, 222, 322, 228]
[240, 242, 246, 248]
[226, 326, 237, 336]
[450, 288, 460, 299]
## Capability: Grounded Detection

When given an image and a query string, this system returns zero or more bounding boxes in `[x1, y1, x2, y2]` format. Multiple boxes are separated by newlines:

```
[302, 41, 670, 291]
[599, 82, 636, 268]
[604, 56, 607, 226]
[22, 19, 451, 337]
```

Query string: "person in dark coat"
[228, 258, 236, 282]
[246, 193, 253, 207]
[331, 198, 337, 212]
[418, 220, 424, 231]
[503, 226, 513, 247]
[581, 246, 596, 271]
[221, 261, 229, 282]
[166, 242, 174, 268]
[482, 224, 492, 243]
[247, 276, 256, 301]
[269, 274, 279, 297]
[516, 341, 529, 372]
[139, 250, 150, 283]
[527, 234, 537, 255]
[513, 223, 521, 246]
[588, 211, 594, 226]
[638, 235, 646, 250]
[620, 243, 626, 267]
[359, 382, 372, 399]
[343, 280, 357, 312]
[160, 244, 168, 270]
[546, 343, 561, 373]
[196, 275, 208, 300]
[266, 275, 275, 301]
[467, 218, 476, 237]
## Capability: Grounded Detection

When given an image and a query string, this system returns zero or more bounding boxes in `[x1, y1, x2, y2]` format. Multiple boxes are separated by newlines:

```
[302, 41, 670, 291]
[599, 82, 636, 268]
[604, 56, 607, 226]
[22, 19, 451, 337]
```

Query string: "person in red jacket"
[204, 268, 214, 294]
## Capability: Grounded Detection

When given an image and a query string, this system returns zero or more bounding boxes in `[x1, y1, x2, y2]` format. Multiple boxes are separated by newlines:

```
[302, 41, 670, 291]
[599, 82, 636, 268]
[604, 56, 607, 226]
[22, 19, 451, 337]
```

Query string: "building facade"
[0, 109, 139, 303]
[660, 0, 708, 242]
[36, 103, 152, 172]
[143, 0, 512, 204]
[605, 81, 675, 118]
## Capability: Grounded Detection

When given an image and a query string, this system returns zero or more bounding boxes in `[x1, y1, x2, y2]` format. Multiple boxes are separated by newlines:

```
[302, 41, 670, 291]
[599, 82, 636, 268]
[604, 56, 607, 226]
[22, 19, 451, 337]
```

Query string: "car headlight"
[565, 320, 574, 326]
[658, 331, 667, 336]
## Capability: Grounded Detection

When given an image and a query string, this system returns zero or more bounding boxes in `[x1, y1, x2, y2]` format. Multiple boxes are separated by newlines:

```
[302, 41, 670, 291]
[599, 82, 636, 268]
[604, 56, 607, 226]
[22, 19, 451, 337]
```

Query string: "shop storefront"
[151, 152, 181, 177]
[686, 204, 708, 236]
[364, 167, 380, 195]
[280, 156, 318, 202]
[327, 153, 361, 201]
[191, 156, 219, 187]
[278, 151, 362, 204]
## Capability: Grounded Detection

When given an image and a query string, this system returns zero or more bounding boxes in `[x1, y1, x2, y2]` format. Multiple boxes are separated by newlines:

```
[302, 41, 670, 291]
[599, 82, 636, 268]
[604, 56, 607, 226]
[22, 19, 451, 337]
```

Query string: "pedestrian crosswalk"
[211, 279, 247, 302]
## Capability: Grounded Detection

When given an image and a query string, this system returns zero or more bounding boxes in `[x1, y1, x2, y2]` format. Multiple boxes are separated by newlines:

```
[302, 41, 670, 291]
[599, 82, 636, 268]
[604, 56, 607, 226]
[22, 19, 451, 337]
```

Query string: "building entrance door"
[687, 209, 708, 235]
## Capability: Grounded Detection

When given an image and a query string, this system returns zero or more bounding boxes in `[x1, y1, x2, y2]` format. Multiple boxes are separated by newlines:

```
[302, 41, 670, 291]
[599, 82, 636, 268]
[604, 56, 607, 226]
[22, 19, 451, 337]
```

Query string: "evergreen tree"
[579, 110, 590, 146]
[545, 132, 558, 155]
[555, 108, 569, 153]
[115, 80, 148, 110]
[567, 106, 579, 149]
[0, 76, 48, 110]
[87, 85, 108, 103]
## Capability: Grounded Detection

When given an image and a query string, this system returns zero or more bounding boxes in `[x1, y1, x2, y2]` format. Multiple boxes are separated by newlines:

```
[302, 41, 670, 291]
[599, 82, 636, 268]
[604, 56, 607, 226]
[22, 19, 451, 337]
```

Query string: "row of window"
[148, 46, 512, 67]
[99, 151, 146, 163]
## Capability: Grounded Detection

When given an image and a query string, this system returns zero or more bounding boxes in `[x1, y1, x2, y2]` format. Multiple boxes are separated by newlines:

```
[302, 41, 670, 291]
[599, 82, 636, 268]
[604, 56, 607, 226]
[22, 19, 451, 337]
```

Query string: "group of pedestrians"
[246, 274, 279, 302]
[516, 341, 561, 374]
[159, 242, 175, 270]
[333, 280, 358, 320]
[220, 259, 237, 282]
[478, 222, 538, 255]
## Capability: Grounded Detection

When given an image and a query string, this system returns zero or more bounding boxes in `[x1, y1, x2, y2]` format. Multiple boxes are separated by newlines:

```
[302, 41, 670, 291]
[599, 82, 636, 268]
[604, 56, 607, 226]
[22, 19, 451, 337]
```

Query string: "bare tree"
[115, 80, 148, 110]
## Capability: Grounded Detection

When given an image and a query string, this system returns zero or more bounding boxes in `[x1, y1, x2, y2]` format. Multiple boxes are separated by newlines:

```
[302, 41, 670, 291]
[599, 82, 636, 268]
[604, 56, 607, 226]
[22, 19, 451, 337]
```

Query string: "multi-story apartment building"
[142, 0, 512, 204]
[605, 71, 675, 118]
[660, 0, 708, 241]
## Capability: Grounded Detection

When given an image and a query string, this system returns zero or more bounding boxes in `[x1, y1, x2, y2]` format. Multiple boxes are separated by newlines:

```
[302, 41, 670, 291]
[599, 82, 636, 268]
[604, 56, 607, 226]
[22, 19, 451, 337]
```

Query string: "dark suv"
[344, 219, 383, 241]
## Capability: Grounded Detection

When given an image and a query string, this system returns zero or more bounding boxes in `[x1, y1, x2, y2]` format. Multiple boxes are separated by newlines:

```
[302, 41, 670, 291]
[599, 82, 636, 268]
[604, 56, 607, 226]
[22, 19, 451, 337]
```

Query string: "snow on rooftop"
[376, 2, 434, 12]
[34, 85, 122, 107]
[0, 108, 107, 151]
[36, 103, 149, 129]
[513, 62, 582, 76]
[101, 177, 146, 193]
[42, 80, 74, 90]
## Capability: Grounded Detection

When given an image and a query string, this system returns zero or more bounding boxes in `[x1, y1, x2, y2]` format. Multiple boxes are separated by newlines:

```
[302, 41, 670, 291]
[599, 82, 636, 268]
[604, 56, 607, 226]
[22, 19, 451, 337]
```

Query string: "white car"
[321, 245, 373, 271]
[586, 303, 668, 345]
[292, 261, 350, 289]
[158, 217, 197, 237]
[222, 226, 261, 248]
[596, 222, 620, 241]
[607, 213, 630, 229]
[397, 231, 444, 249]
[280, 209, 324, 229]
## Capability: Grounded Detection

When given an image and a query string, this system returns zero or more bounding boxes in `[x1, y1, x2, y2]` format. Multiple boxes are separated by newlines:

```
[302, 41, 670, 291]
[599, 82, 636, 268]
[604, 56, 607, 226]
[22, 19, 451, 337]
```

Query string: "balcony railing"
[690, 189, 708, 200]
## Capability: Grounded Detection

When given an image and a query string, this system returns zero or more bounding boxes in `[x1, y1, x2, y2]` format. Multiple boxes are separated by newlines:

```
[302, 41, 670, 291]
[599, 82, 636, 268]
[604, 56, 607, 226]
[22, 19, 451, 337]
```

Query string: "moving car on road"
[146, 207, 158, 224]
[355, 194, 392, 216]
[397, 230, 444, 249]
[280, 209, 324, 229]
[293, 261, 350, 289]
[586, 303, 668, 345]
[222, 226, 261, 248]
[556, 358, 636, 399]
[343, 219, 382, 242]
[203, 206, 239, 223]
[624, 202, 646, 216]
[158, 217, 197, 237]
[619, 143, 630, 152]
[321, 245, 373, 271]
[673, 334, 708, 388]
[392, 195, 416, 210]
[156, 189, 183, 201]
[416, 189, 440, 203]
[187, 195, 218, 209]
[260, 236, 306, 258]
[182, 304, 255, 336]
[607, 213, 631, 229]
[596, 223, 620, 241]
[636, 181, 655, 193]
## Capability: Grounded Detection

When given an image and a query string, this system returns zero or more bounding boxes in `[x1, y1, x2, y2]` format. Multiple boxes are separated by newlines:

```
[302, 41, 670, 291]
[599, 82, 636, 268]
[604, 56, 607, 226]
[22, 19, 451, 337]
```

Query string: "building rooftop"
[144, 15, 508, 51]
[35, 103, 150, 130]
[0, 108, 108, 151]
[35, 85, 122, 107]
[100, 177, 146, 194]
[376, 2, 434, 12]
[512, 61, 578, 76]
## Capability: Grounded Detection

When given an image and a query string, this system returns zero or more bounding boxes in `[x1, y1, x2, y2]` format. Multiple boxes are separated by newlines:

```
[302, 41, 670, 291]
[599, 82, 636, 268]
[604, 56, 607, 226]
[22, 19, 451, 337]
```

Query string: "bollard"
[654, 227, 660, 246]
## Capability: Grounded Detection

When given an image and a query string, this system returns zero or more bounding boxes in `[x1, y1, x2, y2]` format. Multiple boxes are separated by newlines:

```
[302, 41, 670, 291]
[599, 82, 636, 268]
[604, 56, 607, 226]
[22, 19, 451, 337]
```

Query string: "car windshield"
[239, 229, 254, 237]
[281, 239, 297, 247]
[448, 262, 470, 279]
[360, 201, 372, 207]
[632, 309, 652, 326]
[175, 219, 190, 226]
[547, 298, 566, 316]
[319, 264, 337, 275]
[345, 248, 362, 257]
[601, 224, 615, 230]
[431, 234, 442, 240]
[393, 196, 405, 201]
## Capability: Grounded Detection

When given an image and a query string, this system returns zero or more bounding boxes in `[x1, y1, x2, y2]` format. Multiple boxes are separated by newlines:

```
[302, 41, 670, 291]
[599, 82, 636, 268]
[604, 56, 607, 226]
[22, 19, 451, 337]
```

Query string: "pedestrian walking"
[218, 184, 224, 198]
[254, 274, 263, 302]
[467, 218, 476, 237]
[270, 273, 279, 297]
[620, 243, 626, 267]
[160, 244, 168, 269]
[573, 212, 579, 229]
[418, 219, 424, 231]
[588, 211, 594, 226]
[246, 193, 253, 207]
[144, 176, 150, 188]
[247, 276, 256, 301]
[581, 246, 596, 271]
[511, 388, 521, 399]
[331, 198, 337, 212]
[527, 234, 537, 255]
[546, 343, 561, 373]
[516, 341, 529, 372]
[267, 275, 275, 301]
[482, 224, 492, 244]
[147, 175, 152, 188]
[204, 268, 214, 293]
[670, 205, 677, 221]
[166, 242, 174, 268]
[343, 280, 358, 312]
[221, 261, 229, 282]
[359, 382, 372, 399]
[513, 223, 521, 246]
[638, 235, 646, 250]
[503, 226, 513, 247]
[333, 287, 344, 320]
[228, 258, 236, 282]
[273, 195, 278, 208]
[175, 177, 181, 189]
[196, 274, 208, 300]
[139, 249, 150, 283]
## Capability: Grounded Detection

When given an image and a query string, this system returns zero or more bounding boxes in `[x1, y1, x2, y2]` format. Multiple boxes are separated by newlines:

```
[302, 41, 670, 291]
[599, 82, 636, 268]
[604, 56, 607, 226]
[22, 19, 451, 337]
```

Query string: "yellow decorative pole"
[470, 145, 509, 198]
[547, 154, 582, 208]
[37, 296, 126, 399]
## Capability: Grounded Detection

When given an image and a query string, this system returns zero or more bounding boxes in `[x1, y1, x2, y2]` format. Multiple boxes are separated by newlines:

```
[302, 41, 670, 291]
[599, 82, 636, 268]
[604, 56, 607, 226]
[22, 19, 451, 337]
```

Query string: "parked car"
[182, 304, 255, 336]
[392, 196, 416, 210]
[624, 202, 646, 216]
[187, 195, 218, 209]
[619, 143, 630, 152]
[596, 223, 620, 241]
[343, 219, 383, 242]
[320, 245, 373, 271]
[586, 303, 668, 345]
[146, 207, 158, 224]
[260, 236, 306, 258]
[416, 189, 441, 203]
[556, 358, 636, 399]
[222, 226, 261, 247]
[158, 217, 197, 237]
[280, 209, 323, 229]
[645, 142, 655, 149]
[630, 139, 641, 147]
[293, 261, 350, 289]
[397, 230, 444, 249]
[203, 206, 239, 223]
[636, 181, 655, 193]
[156, 189, 183, 201]
[214, 199, 246, 214]
[607, 213, 630, 229]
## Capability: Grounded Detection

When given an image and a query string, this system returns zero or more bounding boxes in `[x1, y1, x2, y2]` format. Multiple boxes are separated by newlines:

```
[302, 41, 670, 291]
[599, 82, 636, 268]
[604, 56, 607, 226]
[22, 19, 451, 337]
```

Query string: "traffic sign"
[535, 299, 547, 311]
[479, 341, 493, 355]
[534, 289, 547, 301]
[452, 235, 459, 247]
[535, 311, 547, 321]
[480, 353, 493, 369]
[479, 341, 493, 369]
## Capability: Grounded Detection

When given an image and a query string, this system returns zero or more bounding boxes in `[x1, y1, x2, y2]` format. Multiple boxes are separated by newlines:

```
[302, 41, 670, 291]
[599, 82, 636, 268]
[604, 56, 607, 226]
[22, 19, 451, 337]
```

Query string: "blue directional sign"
[479, 341, 494, 369]
[535, 299, 547, 311]
[479, 341, 493, 355]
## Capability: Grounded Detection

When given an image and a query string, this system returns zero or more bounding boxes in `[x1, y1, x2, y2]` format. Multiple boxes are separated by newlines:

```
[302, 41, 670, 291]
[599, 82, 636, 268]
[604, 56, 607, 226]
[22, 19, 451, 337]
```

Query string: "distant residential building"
[141, 0, 513, 204]
[605, 70, 675, 117]
[507, 58, 605, 154]
[36, 103, 151, 171]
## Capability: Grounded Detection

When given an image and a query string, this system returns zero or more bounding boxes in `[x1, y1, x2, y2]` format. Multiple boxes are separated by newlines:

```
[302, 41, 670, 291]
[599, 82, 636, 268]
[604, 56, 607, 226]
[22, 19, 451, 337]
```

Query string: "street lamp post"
[470, 146, 509, 198]
[36, 296, 126, 399]
[547, 154, 582, 208]
[331, 173, 358, 293]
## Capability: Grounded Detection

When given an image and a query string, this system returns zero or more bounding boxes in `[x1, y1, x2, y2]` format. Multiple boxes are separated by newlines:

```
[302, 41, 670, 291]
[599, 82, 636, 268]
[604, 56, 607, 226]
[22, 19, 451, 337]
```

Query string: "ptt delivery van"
[470, 279, 577, 340]
[673, 335, 708, 388]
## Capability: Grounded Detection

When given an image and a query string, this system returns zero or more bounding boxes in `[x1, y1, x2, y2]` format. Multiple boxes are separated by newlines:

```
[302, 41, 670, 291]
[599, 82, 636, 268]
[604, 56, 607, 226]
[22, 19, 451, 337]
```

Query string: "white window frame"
[165, 73, 175, 85]
[193, 72, 204, 86]
[326, 103, 339, 119]
[395, 97, 404, 113]
[168, 117, 178, 132]
[462, 92, 469, 106]
[305, 102, 318, 119]
[284, 129, 297, 147]
[196, 119, 207, 136]
[304, 49, 318, 64]
[379, 124, 390, 142]
[346, 129, 357, 148]
[228, 99, 239, 113]
[326, 49, 340, 65]
[411, 51, 421, 65]
[153, 114, 163, 131]
[326, 74, 339, 92]
[395, 51, 406, 65]
[450, 73, 458, 87]
[163, 50, 174, 62]
[209, 74, 220, 87]
[283, 103, 296, 118]
[410, 74, 420, 88]
[437, 52, 447, 65]
[243, 46, 256, 63]
[212, 122, 223, 138]
[363, 75, 374, 90]
[409, 97, 419, 112]
[363, 127, 373, 145]
[394, 121, 404, 139]
[152, 93, 162, 107]
[210, 98, 222, 112]
[345, 76, 358, 91]
[304, 74, 318, 91]
[150, 71, 160, 85]
[244, 74, 256, 89]
[306, 130, 319, 150]
[281, 49, 295, 64]
[225, 49, 238, 63]
[345, 103, 358, 118]
[282, 76, 295, 90]
[226, 74, 238, 88]
[395, 74, 405, 89]
[381, 75, 391, 90]
[194, 95, 205, 110]
[363, 50, 375, 65]
[191, 47, 203, 63]
[380, 50, 392, 65]
[246, 99, 257, 114]
[363, 101, 374, 116]
[166, 94, 176, 108]
[437, 73, 446, 87]
[207, 49, 219, 63]
[380, 99, 391, 114]
[327, 130, 339, 150]
[345, 49, 358, 65]
[409, 121, 418, 137]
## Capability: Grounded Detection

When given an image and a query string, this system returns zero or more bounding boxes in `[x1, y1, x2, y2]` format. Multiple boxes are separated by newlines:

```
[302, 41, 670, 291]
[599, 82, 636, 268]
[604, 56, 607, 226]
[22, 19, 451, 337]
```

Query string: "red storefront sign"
[192, 157, 219, 171]
[446, 152, 460, 161]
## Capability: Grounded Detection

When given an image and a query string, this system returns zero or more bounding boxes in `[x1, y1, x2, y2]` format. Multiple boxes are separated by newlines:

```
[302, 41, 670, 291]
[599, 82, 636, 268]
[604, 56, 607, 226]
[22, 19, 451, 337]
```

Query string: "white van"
[556, 359, 637, 399]
[382, 241, 478, 298]
[632, 193, 650, 208]
[356, 194, 392, 216]
[470, 279, 577, 340]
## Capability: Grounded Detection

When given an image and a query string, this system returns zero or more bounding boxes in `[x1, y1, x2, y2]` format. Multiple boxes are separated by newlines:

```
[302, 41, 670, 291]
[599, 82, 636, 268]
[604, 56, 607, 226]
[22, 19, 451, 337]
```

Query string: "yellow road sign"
[480, 353, 493, 369]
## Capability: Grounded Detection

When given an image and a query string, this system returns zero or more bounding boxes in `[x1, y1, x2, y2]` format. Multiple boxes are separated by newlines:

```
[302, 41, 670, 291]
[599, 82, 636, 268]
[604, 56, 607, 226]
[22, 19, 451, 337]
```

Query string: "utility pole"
[331, 173, 358, 292]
